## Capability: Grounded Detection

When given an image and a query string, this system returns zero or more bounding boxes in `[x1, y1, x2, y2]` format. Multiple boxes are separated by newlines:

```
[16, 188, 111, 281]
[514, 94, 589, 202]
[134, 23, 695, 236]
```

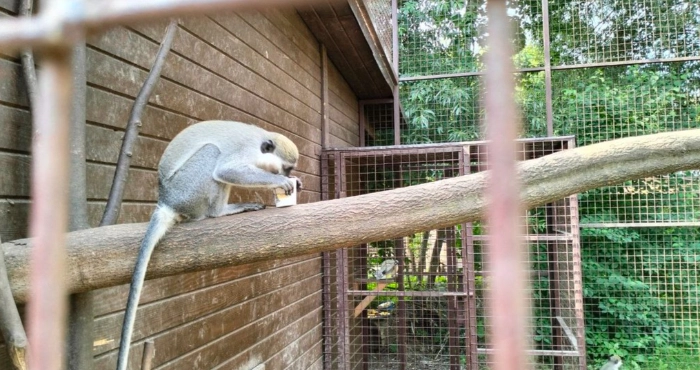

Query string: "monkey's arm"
[214, 163, 295, 193]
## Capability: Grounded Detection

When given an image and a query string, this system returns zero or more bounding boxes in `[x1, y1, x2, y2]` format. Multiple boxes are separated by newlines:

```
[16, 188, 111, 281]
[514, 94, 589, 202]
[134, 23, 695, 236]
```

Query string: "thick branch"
[101, 20, 178, 226]
[3, 129, 700, 303]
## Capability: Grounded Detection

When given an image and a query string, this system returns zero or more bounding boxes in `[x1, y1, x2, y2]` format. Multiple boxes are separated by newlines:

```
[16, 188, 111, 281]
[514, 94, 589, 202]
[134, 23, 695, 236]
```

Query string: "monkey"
[375, 259, 399, 280]
[116, 120, 301, 370]
[600, 355, 623, 370]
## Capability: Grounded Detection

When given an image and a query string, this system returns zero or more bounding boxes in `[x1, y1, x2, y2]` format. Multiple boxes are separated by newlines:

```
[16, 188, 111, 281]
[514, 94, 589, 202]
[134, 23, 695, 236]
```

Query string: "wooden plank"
[328, 62, 359, 118]
[263, 323, 322, 369]
[86, 124, 167, 170]
[286, 333, 323, 370]
[86, 202, 155, 228]
[108, 22, 323, 139]
[177, 307, 321, 370]
[86, 87, 195, 141]
[239, 10, 321, 82]
[92, 255, 316, 316]
[92, 258, 321, 353]
[0, 199, 29, 241]
[0, 0, 18, 14]
[86, 163, 158, 202]
[86, 46, 321, 160]
[208, 13, 321, 98]
[261, 8, 322, 68]
[0, 104, 31, 153]
[0, 153, 30, 197]
[94, 275, 321, 369]
[0, 58, 28, 107]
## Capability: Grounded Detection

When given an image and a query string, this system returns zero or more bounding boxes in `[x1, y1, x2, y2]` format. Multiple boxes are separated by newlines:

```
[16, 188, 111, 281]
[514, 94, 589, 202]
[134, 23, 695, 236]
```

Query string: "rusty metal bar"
[0, 0, 337, 52]
[25, 3, 75, 369]
[542, 0, 554, 136]
[358, 101, 366, 147]
[483, 1, 529, 370]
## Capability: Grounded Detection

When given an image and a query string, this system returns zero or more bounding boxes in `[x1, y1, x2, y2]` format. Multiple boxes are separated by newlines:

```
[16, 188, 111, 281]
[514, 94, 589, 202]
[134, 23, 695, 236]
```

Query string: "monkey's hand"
[295, 177, 303, 191]
[279, 176, 297, 195]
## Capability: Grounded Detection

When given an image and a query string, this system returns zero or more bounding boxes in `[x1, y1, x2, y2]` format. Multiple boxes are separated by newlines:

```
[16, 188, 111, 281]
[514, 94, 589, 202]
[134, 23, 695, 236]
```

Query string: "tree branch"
[100, 19, 178, 226]
[0, 236, 28, 370]
[20, 0, 38, 108]
[3, 129, 700, 303]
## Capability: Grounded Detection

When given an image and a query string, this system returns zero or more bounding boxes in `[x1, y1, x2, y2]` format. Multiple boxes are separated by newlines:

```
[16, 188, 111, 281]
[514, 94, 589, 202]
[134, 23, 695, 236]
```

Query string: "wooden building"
[0, 0, 394, 368]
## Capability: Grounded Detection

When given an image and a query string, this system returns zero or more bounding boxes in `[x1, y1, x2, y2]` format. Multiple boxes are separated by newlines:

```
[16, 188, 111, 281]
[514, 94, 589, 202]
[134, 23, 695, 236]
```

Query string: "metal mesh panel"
[321, 138, 585, 369]
[553, 64, 700, 225]
[549, 0, 700, 65]
[363, 102, 396, 147]
[396, 0, 700, 367]
[364, 0, 393, 63]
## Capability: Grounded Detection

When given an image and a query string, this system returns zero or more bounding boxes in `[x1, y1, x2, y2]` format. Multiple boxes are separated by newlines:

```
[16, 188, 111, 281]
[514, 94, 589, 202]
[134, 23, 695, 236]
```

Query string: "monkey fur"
[116, 121, 300, 370]
[600, 355, 623, 370]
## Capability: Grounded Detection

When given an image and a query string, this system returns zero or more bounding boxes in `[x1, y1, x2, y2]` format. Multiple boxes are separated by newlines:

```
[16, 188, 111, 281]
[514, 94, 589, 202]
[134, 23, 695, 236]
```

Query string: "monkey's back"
[159, 120, 270, 180]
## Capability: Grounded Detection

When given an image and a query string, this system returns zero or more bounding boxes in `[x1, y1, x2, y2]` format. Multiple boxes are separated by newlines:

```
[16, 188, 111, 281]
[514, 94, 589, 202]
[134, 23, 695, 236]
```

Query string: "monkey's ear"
[261, 140, 275, 154]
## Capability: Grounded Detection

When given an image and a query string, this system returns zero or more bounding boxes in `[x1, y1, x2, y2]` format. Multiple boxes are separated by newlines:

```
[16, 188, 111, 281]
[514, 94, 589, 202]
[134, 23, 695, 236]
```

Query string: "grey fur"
[116, 121, 299, 370]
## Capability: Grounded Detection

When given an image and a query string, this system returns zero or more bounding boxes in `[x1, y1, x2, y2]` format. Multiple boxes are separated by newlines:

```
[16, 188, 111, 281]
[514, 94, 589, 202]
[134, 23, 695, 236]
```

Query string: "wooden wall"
[0, 1, 360, 368]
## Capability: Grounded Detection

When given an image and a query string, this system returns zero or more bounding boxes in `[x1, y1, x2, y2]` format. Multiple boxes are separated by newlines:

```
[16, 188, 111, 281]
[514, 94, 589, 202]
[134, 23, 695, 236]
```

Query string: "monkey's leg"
[217, 203, 265, 216]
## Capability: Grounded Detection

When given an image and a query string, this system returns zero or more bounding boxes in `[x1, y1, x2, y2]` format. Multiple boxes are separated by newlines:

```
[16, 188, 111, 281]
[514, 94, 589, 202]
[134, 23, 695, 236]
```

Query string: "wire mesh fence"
[322, 138, 586, 370]
[346, 0, 700, 369]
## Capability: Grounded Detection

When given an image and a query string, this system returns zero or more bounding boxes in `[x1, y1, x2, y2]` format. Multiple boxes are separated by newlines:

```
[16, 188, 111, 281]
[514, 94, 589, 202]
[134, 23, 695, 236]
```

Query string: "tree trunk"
[2, 129, 700, 303]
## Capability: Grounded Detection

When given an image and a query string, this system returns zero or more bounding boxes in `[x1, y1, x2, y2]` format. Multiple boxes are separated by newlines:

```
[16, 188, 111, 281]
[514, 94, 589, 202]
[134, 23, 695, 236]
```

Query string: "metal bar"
[446, 227, 460, 370]
[550, 55, 700, 70]
[358, 101, 366, 147]
[346, 290, 469, 297]
[323, 135, 576, 152]
[555, 316, 579, 351]
[391, 0, 399, 80]
[484, 1, 529, 370]
[25, 4, 74, 370]
[399, 67, 546, 81]
[541, 0, 553, 136]
[581, 222, 700, 228]
[398, 55, 700, 82]
[393, 87, 400, 146]
[321, 44, 330, 149]
[461, 146, 479, 370]
[0, 0, 338, 51]
[477, 348, 581, 357]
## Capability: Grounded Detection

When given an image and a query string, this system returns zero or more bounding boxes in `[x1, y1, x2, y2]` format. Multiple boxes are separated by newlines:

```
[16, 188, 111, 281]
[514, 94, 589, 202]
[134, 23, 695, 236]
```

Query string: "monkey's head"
[258, 133, 299, 176]
[607, 355, 622, 369]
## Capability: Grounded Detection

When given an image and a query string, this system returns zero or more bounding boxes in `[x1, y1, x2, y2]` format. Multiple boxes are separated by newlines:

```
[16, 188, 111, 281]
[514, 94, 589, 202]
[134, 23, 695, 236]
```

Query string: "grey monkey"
[600, 355, 623, 370]
[116, 120, 300, 370]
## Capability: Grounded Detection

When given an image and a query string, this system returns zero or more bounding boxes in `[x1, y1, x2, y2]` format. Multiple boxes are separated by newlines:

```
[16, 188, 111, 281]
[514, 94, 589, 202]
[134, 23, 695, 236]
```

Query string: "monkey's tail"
[116, 204, 179, 370]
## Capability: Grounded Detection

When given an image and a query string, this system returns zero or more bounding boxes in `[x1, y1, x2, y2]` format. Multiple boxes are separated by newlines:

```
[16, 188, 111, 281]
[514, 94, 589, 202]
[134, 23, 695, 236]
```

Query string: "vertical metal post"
[542, 0, 554, 136]
[391, 0, 400, 145]
[568, 140, 587, 370]
[321, 44, 330, 149]
[484, 1, 530, 370]
[461, 146, 479, 370]
[26, 4, 74, 368]
[358, 101, 366, 147]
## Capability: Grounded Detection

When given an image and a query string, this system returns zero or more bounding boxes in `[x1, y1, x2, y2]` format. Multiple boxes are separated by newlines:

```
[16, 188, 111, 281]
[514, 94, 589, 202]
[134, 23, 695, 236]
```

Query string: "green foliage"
[396, 1, 700, 368]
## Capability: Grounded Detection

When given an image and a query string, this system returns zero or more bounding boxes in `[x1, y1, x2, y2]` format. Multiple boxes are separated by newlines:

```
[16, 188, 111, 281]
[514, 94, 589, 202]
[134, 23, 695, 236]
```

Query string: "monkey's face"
[256, 153, 295, 176]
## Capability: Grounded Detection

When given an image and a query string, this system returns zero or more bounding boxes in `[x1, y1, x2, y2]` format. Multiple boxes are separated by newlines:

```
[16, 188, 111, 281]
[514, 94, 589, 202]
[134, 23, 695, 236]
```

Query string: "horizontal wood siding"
[0, 2, 362, 368]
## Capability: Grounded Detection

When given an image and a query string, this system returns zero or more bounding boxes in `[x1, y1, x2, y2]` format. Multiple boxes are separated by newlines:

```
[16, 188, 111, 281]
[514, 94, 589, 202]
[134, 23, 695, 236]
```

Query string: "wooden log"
[2, 129, 700, 303]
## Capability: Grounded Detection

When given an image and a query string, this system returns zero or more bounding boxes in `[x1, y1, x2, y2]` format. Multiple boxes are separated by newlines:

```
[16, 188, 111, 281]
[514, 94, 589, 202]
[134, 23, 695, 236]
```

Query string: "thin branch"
[0, 236, 28, 370]
[100, 19, 178, 227]
[140, 340, 156, 370]
[20, 0, 38, 108]
[3, 129, 700, 304]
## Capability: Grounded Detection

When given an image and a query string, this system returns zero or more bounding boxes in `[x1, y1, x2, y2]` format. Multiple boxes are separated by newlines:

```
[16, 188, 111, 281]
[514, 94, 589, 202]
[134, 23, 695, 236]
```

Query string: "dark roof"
[297, 0, 396, 99]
